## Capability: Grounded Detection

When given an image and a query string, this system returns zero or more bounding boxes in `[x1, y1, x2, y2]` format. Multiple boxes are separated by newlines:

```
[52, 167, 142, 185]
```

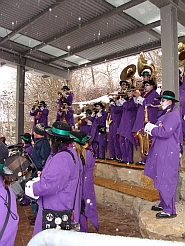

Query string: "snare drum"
[6, 151, 31, 181]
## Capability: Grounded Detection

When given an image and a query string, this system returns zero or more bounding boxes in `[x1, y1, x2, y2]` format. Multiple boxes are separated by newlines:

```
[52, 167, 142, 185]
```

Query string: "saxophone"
[136, 105, 150, 158]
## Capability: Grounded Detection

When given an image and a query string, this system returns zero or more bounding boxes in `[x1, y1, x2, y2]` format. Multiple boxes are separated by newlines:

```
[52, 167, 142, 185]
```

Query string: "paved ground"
[15, 202, 141, 246]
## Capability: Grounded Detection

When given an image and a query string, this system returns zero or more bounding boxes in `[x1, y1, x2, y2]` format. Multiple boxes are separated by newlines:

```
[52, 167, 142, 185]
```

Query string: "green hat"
[70, 131, 83, 145]
[156, 90, 179, 102]
[79, 131, 91, 145]
[45, 121, 74, 139]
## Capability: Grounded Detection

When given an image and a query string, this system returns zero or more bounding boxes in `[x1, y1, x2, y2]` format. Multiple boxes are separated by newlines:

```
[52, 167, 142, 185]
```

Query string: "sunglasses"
[144, 84, 151, 87]
[161, 98, 168, 102]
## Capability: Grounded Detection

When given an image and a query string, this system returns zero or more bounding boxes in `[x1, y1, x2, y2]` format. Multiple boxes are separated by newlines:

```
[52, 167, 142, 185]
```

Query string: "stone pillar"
[16, 65, 25, 143]
[161, 4, 180, 202]
[160, 4, 179, 99]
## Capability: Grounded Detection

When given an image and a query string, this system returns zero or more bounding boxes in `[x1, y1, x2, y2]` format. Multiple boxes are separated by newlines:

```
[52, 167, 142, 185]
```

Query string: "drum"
[6, 151, 32, 181]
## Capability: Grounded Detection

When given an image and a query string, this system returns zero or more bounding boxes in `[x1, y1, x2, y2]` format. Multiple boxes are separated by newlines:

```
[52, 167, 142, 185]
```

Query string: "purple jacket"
[180, 77, 185, 138]
[79, 119, 92, 136]
[90, 110, 108, 147]
[80, 148, 99, 232]
[32, 146, 81, 236]
[56, 108, 74, 127]
[132, 89, 160, 133]
[24, 143, 33, 155]
[56, 92, 74, 109]
[0, 177, 19, 246]
[30, 108, 49, 133]
[117, 98, 137, 146]
[144, 106, 181, 205]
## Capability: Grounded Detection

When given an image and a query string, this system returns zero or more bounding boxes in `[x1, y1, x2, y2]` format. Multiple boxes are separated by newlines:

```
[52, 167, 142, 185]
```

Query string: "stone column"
[16, 65, 25, 143]
[160, 4, 179, 99]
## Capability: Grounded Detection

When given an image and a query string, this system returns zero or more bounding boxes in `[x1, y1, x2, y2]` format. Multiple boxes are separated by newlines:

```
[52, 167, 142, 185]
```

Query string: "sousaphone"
[120, 64, 136, 87]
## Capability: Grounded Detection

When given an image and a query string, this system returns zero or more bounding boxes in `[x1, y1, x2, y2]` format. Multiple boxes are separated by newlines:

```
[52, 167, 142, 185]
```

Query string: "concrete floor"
[15, 202, 141, 246]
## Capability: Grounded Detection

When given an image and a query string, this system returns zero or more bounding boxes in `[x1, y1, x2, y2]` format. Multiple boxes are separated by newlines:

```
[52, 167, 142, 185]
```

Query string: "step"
[95, 158, 185, 172]
[94, 176, 159, 202]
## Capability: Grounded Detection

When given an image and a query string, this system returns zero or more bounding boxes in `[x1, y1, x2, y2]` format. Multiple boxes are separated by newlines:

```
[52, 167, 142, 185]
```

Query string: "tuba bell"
[120, 64, 136, 87]
[137, 52, 156, 82]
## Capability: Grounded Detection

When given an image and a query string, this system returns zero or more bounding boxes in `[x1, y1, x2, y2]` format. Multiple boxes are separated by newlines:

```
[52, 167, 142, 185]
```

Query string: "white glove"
[87, 120, 92, 126]
[116, 98, 126, 106]
[183, 115, 185, 120]
[97, 111, 102, 117]
[144, 122, 158, 136]
[25, 177, 40, 199]
[136, 96, 145, 105]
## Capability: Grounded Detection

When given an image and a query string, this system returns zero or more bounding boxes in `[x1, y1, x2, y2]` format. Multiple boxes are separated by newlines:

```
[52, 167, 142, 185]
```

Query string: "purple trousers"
[120, 136, 133, 162]
[158, 193, 176, 215]
[79, 214, 88, 232]
[108, 128, 121, 159]
[92, 141, 105, 159]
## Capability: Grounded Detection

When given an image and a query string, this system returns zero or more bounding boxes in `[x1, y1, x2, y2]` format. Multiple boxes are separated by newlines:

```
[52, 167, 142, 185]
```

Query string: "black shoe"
[118, 160, 126, 163]
[126, 161, 133, 165]
[151, 205, 163, 211]
[28, 216, 36, 221]
[156, 212, 177, 218]
[106, 157, 116, 160]
[136, 161, 145, 165]
[30, 220, 35, 226]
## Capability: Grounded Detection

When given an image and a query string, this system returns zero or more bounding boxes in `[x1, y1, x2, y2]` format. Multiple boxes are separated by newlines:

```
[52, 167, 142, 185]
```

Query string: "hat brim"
[0, 166, 13, 176]
[156, 96, 179, 102]
[45, 127, 74, 139]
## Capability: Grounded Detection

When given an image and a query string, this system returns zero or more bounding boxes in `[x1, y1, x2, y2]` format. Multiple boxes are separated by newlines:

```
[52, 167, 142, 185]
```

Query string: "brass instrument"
[120, 64, 136, 87]
[34, 100, 40, 106]
[58, 92, 63, 98]
[178, 42, 185, 67]
[137, 52, 156, 82]
[136, 106, 150, 158]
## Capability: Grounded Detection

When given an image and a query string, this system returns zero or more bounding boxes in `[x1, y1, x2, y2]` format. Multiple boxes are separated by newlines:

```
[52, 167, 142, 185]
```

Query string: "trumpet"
[34, 100, 40, 106]
[58, 92, 63, 98]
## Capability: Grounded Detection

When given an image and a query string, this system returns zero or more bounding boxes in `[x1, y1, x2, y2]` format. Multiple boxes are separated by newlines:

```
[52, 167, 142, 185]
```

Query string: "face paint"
[160, 98, 169, 110]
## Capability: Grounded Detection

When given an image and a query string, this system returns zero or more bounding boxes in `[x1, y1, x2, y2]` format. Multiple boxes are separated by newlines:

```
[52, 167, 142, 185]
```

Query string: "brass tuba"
[178, 42, 185, 67]
[137, 52, 156, 82]
[136, 106, 150, 158]
[120, 64, 136, 87]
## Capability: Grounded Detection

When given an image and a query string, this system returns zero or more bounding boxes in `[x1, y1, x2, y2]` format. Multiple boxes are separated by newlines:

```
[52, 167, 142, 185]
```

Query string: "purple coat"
[56, 92, 74, 109]
[24, 143, 33, 155]
[32, 146, 81, 236]
[108, 104, 122, 135]
[56, 108, 74, 127]
[90, 110, 108, 147]
[79, 120, 92, 136]
[30, 108, 49, 133]
[80, 148, 99, 232]
[117, 98, 137, 146]
[0, 177, 19, 246]
[180, 78, 185, 138]
[144, 106, 181, 205]
[132, 89, 160, 133]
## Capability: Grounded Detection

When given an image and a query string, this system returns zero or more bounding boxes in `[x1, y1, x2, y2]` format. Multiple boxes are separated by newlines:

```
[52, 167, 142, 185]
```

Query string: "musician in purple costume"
[117, 88, 138, 164]
[71, 131, 99, 232]
[25, 121, 82, 236]
[90, 102, 108, 159]
[30, 101, 49, 137]
[0, 142, 19, 246]
[132, 79, 160, 165]
[179, 75, 185, 140]
[21, 133, 33, 155]
[56, 102, 75, 128]
[56, 85, 74, 109]
[144, 91, 181, 218]
[78, 109, 92, 136]
[107, 98, 122, 160]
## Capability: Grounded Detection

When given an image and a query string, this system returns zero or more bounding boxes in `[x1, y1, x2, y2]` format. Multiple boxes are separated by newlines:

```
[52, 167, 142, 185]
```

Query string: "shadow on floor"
[15, 202, 141, 246]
